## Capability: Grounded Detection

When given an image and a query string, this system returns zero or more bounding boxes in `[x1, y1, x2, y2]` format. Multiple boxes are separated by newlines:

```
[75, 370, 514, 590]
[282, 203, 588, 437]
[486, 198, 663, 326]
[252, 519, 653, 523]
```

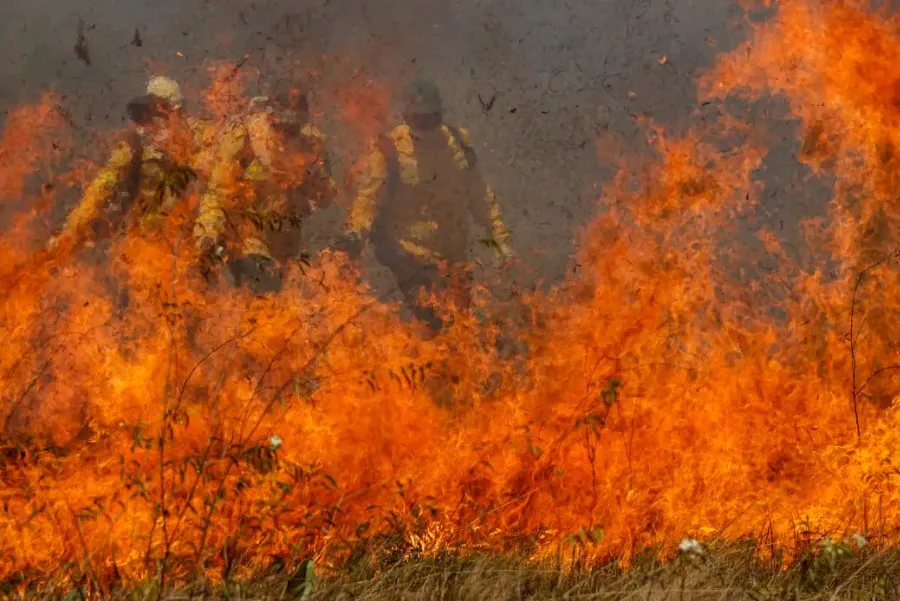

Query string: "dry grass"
[20, 542, 900, 601]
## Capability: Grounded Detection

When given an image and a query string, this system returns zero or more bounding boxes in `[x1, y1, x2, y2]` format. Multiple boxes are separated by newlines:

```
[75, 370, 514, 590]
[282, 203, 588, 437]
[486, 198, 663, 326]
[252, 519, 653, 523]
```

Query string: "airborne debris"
[74, 20, 91, 66]
[478, 93, 496, 113]
[53, 104, 76, 129]
[224, 54, 251, 82]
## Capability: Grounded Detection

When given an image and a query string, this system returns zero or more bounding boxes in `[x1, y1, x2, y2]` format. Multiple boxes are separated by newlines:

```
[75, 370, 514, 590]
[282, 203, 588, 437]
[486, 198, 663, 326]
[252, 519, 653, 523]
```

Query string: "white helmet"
[146, 76, 184, 110]
[248, 96, 272, 113]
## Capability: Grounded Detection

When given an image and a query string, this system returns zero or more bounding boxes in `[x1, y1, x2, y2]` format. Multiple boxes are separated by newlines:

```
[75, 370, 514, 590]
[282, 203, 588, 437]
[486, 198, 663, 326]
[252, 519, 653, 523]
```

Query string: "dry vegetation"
[16, 543, 900, 601]
[8, 0, 900, 599]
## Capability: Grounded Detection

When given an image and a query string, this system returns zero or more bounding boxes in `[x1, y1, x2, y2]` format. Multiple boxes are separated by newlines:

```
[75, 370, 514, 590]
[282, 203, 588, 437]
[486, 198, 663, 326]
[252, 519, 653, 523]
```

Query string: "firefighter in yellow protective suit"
[193, 81, 337, 293]
[49, 76, 216, 252]
[339, 79, 514, 335]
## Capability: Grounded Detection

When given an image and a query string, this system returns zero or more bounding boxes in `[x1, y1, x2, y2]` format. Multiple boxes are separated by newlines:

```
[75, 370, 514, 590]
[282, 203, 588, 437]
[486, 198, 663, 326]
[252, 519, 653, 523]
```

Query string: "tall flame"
[4, 0, 900, 591]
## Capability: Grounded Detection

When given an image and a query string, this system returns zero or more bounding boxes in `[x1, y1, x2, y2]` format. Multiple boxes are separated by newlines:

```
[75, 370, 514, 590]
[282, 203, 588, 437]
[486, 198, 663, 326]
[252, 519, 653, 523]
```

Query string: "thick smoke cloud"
[0, 0, 757, 282]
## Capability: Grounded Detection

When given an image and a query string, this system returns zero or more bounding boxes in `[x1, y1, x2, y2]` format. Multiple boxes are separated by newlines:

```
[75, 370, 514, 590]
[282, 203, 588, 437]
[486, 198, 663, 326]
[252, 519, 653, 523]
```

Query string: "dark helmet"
[126, 93, 173, 126]
[403, 80, 442, 130]
[268, 79, 310, 126]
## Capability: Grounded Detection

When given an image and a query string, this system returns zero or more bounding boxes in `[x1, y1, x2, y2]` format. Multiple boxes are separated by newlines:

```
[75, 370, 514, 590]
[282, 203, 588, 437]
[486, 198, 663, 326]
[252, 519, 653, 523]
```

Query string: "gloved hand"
[196, 235, 227, 282]
[497, 241, 516, 261]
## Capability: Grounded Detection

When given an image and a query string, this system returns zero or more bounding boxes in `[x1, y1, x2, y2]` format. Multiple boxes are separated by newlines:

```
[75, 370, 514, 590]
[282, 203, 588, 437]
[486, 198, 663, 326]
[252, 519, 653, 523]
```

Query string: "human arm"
[449, 126, 514, 258]
[473, 181, 514, 259]
[244, 111, 276, 179]
[51, 141, 135, 248]
[345, 141, 388, 237]
[188, 117, 220, 177]
[334, 141, 389, 258]
[192, 122, 246, 253]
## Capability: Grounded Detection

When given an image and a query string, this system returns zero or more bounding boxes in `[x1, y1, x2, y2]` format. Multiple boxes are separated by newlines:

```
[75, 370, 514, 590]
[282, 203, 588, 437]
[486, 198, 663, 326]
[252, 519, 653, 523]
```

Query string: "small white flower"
[678, 538, 705, 556]
[269, 434, 283, 450]
[851, 533, 867, 549]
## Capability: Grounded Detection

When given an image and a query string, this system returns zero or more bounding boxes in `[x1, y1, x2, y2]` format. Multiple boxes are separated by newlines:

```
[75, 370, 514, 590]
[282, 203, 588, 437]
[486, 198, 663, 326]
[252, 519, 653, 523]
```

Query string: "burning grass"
[6, 0, 900, 596]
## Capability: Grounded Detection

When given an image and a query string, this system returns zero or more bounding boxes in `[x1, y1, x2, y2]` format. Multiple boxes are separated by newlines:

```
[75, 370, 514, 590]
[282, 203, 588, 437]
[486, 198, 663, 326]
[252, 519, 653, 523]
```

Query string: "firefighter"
[339, 79, 514, 335]
[48, 76, 214, 252]
[193, 81, 337, 293]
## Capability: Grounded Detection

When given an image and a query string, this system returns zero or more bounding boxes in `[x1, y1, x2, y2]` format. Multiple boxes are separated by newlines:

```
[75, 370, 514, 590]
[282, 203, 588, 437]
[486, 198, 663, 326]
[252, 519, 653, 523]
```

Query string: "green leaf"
[287, 559, 316, 601]
[601, 377, 621, 407]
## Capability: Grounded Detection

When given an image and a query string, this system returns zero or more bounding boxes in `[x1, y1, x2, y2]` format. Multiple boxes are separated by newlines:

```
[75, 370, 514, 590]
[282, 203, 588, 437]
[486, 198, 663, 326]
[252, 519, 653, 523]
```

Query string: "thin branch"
[850, 270, 862, 441]
[848, 248, 900, 442]
[172, 326, 258, 420]
[233, 322, 306, 445]
[244, 301, 378, 449]
[191, 301, 376, 573]
[2, 360, 51, 436]
[828, 552, 882, 601]
[857, 364, 900, 398]
[66, 503, 106, 600]
[167, 329, 256, 543]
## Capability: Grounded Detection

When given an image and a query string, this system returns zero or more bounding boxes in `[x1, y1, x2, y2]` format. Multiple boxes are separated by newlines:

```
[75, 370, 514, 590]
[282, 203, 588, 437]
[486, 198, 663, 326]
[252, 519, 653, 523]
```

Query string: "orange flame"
[6, 0, 900, 591]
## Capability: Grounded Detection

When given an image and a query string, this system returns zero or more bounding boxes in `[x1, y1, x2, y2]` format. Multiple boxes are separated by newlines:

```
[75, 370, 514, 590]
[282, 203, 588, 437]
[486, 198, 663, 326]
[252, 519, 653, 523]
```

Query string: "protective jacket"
[346, 123, 509, 266]
[193, 109, 337, 262]
[58, 114, 216, 242]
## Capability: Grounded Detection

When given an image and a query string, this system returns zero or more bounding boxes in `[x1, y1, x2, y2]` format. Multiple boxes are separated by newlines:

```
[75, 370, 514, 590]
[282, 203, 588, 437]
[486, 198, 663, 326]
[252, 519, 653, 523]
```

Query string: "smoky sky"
[0, 0, 785, 284]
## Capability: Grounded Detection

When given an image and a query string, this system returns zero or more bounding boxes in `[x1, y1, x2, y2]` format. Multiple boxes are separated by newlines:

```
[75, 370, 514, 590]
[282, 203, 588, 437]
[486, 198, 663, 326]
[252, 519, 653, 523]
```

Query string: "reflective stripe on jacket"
[346, 123, 509, 263]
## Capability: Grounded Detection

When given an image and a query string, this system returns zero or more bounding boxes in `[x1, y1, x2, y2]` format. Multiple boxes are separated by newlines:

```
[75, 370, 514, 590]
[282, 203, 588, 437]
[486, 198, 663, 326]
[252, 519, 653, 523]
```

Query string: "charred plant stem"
[848, 249, 899, 442]
[192, 303, 376, 573]
[243, 302, 378, 444]
[66, 503, 106, 599]
[2, 360, 50, 436]
[234, 322, 306, 445]
[857, 364, 900, 397]
[174, 328, 257, 416]
[156, 299, 178, 598]
[156, 231, 189, 599]
[169, 329, 255, 543]
[850, 270, 861, 442]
